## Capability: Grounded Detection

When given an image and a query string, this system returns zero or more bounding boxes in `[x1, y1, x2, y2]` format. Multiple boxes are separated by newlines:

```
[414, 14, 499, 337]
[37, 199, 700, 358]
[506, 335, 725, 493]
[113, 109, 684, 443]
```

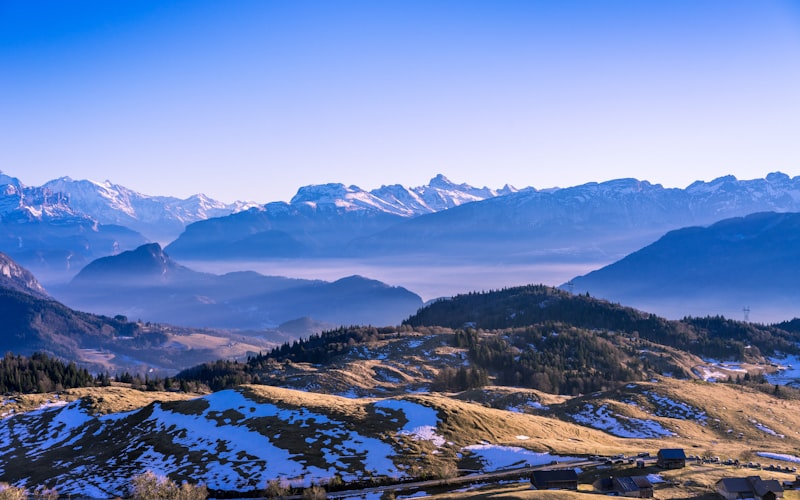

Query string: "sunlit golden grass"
[67, 385, 198, 414]
[6, 367, 800, 499]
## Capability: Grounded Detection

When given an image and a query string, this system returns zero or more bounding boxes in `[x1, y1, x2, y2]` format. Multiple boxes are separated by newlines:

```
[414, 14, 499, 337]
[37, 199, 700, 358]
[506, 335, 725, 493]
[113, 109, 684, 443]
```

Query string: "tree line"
[0, 352, 104, 394]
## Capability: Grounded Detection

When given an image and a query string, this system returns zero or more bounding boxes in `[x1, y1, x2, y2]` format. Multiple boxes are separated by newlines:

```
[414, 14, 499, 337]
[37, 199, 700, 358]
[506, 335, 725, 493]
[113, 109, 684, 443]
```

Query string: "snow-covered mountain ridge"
[41, 176, 258, 242]
[288, 174, 519, 216]
[0, 171, 255, 243]
[1, 171, 514, 241]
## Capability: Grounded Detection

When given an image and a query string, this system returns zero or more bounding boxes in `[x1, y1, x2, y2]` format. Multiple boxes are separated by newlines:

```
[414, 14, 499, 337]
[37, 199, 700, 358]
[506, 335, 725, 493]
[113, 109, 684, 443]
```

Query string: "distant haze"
[181, 258, 602, 303]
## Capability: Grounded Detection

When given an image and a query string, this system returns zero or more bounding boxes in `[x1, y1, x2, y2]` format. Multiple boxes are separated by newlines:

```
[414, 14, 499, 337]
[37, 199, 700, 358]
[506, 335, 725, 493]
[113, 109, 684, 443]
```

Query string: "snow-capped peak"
[286, 175, 515, 217]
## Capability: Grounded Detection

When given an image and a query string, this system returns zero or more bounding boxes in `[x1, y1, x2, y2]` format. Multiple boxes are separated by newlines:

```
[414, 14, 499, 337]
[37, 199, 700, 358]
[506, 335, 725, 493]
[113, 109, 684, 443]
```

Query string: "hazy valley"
[2, 171, 800, 498]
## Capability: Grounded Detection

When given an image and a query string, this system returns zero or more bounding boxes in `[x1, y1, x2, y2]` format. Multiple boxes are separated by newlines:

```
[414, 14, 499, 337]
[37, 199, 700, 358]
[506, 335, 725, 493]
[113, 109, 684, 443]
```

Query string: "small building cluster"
[527, 448, 794, 499]
[593, 475, 654, 498]
[715, 475, 784, 499]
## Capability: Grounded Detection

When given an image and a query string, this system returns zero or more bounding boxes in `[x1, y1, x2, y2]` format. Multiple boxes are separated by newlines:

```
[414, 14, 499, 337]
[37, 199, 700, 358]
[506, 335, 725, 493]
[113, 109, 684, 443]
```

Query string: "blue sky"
[2, 0, 800, 203]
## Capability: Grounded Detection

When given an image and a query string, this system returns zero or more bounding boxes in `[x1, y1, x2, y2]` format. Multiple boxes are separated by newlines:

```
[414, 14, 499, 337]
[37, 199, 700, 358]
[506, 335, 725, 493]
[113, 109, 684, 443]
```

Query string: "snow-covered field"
[461, 444, 577, 470]
[766, 354, 800, 386]
[374, 399, 447, 447]
[750, 419, 785, 438]
[694, 360, 747, 382]
[571, 404, 675, 438]
[643, 392, 707, 423]
[1, 391, 468, 497]
[5, 389, 588, 498]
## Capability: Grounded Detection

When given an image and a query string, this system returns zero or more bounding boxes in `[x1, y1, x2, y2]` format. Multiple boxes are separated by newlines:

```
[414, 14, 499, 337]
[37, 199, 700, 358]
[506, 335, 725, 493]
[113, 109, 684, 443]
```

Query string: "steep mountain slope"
[0, 283, 193, 374]
[56, 244, 423, 328]
[42, 176, 253, 242]
[0, 254, 279, 374]
[165, 175, 516, 259]
[567, 211, 800, 321]
[0, 251, 49, 299]
[0, 172, 148, 282]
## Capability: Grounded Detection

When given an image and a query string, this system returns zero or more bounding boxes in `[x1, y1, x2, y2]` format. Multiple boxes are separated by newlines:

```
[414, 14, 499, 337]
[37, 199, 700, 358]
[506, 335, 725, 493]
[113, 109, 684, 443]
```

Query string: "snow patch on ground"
[1, 389, 412, 497]
[757, 452, 800, 463]
[695, 360, 747, 382]
[527, 401, 549, 410]
[644, 392, 707, 422]
[766, 354, 800, 386]
[462, 444, 578, 471]
[374, 399, 446, 447]
[571, 404, 674, 438]
[751, 419, 785, 438]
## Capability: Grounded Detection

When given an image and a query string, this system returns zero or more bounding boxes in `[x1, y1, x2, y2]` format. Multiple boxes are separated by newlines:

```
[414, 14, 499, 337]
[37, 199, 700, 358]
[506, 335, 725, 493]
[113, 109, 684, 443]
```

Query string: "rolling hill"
[567, 211, 800, 321]
[0, 253, 281, 375]
[54, 243, 424, 329]
[1, 378, 800, 498]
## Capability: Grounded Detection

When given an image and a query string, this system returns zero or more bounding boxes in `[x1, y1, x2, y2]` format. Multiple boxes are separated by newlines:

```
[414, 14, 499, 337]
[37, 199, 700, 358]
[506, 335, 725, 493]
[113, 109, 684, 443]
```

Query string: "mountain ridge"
[167, 171, 800, 265]
[56, 243, 424, 329]
[566, 211, 800, 321]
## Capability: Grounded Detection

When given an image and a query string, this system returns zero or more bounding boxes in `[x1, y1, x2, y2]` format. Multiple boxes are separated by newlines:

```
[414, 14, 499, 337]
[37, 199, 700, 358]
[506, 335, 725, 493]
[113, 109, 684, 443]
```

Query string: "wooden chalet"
[593, 476, 654, 498]
[530, 469, 579, 490]
[656, 448, 686, 469]
[613, 476, 654, 498]
[716, 476, 784, 500]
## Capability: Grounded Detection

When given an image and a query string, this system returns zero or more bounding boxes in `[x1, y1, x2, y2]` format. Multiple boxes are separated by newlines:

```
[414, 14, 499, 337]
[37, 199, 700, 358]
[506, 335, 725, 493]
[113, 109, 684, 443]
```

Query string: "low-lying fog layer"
[180, 258, 602, 303]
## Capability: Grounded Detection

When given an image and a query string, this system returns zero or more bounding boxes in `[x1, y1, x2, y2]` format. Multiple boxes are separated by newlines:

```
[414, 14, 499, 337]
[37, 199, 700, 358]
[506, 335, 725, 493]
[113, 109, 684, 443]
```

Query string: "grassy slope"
[3, 378, 800, 498]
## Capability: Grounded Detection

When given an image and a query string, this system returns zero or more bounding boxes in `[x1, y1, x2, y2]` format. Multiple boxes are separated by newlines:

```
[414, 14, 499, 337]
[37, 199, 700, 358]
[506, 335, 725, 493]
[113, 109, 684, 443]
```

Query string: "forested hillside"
[174, 285, 800, 395]
[0, 353, 104, 393]
[404, 285, 800, 360]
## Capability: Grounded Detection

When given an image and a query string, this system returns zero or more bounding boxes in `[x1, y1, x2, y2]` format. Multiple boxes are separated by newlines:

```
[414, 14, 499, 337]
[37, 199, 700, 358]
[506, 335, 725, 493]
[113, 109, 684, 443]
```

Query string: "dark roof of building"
[614, 476, 653, 493]
[532, 469, 579, 484]
[753, 478, 784, 496]
[614, 477, 640, 493]
[716, 476, 784, 496]
[658, 448, 686, 459]
[593, 477, 613, 490]
[717, 477, 753, 493]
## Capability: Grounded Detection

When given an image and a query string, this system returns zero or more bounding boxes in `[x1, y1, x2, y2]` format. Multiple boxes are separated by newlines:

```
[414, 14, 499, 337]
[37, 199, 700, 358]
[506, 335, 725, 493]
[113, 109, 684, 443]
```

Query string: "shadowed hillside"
[567, 211, 800, 321]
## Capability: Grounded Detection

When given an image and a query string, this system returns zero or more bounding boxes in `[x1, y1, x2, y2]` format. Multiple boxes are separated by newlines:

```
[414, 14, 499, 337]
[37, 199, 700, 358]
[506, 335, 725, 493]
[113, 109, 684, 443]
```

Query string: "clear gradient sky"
[2, 0, 800, 203]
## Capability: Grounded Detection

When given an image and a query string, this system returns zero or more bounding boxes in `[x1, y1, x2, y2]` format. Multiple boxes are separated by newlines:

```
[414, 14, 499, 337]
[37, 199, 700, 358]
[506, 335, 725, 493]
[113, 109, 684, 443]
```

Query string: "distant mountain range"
[164, 174, 519, 259]
[567, 211, 800, 321]
[166, 172, 800, 265]
[5, 169, 800, 321]
[0, 171, 514, 280]
[0, 172, 149, 280]
[41, 176, 257, 242]
[0, 171, 245, 281]
[53, 243, 423, 329]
